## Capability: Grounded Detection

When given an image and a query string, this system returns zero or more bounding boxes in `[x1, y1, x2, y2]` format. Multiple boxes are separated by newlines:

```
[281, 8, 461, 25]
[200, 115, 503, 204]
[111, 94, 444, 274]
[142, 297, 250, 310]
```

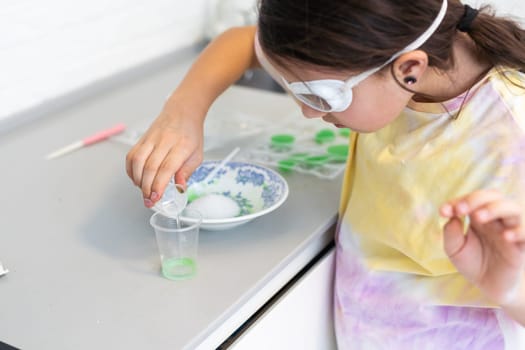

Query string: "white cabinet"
[230, 248, 337, 350]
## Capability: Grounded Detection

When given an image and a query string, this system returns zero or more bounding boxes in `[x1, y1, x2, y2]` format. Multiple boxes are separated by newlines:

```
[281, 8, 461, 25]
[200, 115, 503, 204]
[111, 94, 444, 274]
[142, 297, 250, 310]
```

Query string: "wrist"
[163, 91, 209, 123]
[501, 275, 525, 306]
[499, 276, 525, 326]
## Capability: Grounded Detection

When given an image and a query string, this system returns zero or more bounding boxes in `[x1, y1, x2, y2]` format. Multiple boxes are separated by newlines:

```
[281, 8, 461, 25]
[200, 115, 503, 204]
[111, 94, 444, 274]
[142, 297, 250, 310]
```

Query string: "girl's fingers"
[125, 148, 134, 180]
[502, 229, 525, 243]
[174, 151, 203, 189]
[150, 148, 192, 201]
[441, 189, 525, 243]
[128, 143, 155, 187]
[439, 203, 454, 217]
[449, 189, 503, 217]
[471, 200, 522, 225]
[140, 146, 173, 202]
[443, 217, 468, 259]
[462, 195, 524, 243]
[502, 216, 521, 229]
[441, 190, 503, 218]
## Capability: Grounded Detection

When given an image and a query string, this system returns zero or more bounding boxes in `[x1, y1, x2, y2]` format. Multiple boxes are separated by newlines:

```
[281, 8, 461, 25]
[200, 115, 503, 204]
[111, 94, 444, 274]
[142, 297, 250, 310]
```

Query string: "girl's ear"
[392, 50, 429, 85]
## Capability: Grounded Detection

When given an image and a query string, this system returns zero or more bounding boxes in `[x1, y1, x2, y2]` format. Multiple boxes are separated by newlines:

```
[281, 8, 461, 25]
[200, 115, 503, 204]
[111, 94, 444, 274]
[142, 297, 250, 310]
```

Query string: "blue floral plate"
[183, 161, 289, 231]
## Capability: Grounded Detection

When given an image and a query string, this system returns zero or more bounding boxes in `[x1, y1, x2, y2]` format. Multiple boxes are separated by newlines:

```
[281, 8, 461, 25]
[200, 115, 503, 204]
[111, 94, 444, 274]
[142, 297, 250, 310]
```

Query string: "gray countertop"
[0, 51, 342, 349]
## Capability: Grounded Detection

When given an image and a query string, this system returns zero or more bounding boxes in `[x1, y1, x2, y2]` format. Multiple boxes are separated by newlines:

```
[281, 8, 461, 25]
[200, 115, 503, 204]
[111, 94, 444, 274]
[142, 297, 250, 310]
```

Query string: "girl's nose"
[301, 103, 328, 119]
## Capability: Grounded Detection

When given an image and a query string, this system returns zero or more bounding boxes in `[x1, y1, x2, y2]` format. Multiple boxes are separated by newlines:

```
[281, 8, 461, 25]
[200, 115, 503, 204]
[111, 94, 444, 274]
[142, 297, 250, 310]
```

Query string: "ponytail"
[467, 6, 525, 71]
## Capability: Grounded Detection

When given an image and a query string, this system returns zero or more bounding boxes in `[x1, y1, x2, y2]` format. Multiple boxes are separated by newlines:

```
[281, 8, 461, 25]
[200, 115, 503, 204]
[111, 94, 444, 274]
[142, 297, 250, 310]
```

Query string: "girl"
[126, 0, 525, 348]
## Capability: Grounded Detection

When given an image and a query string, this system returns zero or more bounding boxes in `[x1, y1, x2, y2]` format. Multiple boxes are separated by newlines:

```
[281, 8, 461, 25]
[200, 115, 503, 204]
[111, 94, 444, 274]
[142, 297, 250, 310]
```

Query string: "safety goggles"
[281, 0, 448, 113]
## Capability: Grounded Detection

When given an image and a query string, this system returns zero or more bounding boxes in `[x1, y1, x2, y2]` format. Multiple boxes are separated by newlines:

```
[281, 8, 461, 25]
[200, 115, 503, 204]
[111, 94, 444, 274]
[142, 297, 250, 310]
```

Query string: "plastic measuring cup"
[150, 209, 202, 280]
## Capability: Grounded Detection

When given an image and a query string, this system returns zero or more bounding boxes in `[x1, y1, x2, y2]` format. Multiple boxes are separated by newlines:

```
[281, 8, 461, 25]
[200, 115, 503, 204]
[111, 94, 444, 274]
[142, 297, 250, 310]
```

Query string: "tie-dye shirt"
[335, 68, 525, 349]
[254, 33, 525, 348]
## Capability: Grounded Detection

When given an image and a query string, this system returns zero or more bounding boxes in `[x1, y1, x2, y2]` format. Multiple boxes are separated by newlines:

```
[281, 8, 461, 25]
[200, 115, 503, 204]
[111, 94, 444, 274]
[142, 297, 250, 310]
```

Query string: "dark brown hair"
[257, 0, 525, 74]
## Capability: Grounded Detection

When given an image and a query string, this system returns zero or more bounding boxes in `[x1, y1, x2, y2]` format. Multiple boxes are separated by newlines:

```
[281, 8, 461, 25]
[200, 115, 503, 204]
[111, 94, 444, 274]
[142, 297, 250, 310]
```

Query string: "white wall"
[1, 0, 523, 128]
[0, 0, 208, 125]
[466, 0, 525, 17]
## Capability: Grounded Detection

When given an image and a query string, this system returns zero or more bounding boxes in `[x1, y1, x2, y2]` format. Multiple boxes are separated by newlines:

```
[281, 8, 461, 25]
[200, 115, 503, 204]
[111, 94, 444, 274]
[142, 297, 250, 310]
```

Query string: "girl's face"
[277, 64, 414, 133]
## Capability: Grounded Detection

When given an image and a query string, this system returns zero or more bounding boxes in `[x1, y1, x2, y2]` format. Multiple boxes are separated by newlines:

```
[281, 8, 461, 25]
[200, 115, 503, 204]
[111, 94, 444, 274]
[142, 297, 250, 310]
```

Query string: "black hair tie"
[457, 4, 479, 32]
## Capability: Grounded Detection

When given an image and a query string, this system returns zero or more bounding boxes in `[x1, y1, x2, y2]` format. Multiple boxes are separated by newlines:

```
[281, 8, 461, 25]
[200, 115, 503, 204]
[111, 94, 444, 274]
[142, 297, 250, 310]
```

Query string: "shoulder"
[489, 67, 525, 93]
[483, 67, 525, 131]
[486, 67, 525, 100]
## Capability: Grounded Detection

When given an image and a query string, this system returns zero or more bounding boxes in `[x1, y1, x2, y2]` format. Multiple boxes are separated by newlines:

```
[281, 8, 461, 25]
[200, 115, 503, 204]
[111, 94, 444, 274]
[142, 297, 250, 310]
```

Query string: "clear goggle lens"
[295, 93, 333, 112]
[284, 77, 353, 113]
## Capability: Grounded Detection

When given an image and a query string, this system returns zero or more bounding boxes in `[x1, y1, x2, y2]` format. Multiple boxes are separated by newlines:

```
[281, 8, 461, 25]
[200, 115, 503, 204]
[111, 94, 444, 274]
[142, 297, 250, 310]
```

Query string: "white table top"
[0, 52, 342, 349]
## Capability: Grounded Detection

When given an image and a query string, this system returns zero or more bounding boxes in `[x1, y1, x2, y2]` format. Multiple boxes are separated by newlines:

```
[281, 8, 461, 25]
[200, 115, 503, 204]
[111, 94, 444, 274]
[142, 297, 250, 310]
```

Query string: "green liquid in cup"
[162, 257, 196, 280]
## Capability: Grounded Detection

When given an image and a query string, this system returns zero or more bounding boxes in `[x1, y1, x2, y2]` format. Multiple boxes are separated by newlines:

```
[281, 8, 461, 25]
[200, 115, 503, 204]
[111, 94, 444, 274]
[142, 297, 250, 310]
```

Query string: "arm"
[440, 190, 525, 327]
[126, 26, 259, 206]
[167, 26, 260, 117]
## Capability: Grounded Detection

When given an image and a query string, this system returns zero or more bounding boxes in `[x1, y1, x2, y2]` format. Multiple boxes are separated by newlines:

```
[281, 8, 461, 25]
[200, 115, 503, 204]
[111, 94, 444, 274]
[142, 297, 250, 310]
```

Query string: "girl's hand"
[125, 103, 205, 208]
[440, 190, 525, 306]
[125, 26, 259, 208]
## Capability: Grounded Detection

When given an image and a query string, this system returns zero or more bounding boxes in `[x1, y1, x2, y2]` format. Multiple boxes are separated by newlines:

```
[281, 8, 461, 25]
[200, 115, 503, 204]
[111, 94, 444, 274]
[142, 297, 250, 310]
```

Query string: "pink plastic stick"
[82, 123, 126, 146]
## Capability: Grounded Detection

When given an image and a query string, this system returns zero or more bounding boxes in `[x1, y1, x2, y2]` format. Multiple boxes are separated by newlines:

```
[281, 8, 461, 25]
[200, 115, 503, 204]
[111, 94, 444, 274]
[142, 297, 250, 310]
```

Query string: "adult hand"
[126, 103, 205, 208]
[440, 189, 525, 306]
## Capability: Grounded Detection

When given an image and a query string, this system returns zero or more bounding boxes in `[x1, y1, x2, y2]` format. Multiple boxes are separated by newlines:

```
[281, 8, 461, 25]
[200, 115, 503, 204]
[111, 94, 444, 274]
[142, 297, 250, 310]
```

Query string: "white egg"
[186, 194, 241, 220]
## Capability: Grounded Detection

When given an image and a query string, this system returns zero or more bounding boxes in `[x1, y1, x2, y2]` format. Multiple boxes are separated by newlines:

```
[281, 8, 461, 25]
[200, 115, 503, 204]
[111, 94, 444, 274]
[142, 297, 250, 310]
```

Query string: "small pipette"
[153, 182, 188, 218]
[45, 123, 126, 160]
